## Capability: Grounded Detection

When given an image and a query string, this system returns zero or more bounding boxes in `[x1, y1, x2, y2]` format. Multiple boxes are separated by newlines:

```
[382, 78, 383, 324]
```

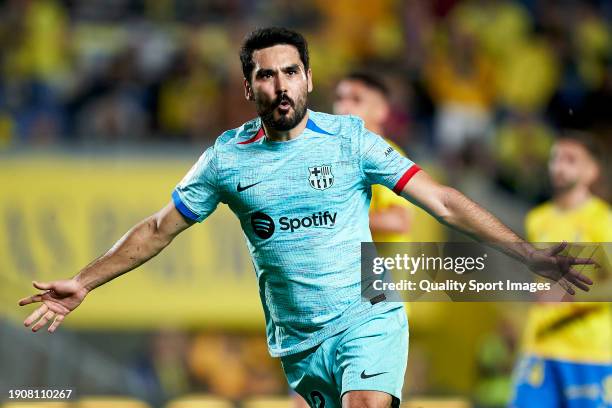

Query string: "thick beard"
[257, 94, 308, 132]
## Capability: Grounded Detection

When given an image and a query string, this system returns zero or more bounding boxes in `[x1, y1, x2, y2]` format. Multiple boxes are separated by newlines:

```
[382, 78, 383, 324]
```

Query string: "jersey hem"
[267, 301, 403, 357]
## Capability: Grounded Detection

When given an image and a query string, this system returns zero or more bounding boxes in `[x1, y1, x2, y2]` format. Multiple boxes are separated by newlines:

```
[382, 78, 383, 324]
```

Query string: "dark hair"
[240, 27, 309, 82]
[559, 130, 603, 164]
[343, 71, 390, 98]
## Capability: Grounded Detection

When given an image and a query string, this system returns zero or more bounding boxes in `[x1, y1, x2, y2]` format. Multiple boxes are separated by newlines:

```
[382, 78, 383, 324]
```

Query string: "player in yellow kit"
[333, 72, 413, 242]
[511, 133, 612, 407]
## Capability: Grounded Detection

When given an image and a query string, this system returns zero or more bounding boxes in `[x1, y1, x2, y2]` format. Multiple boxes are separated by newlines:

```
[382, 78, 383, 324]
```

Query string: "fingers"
[24, 304, 48, 327]
[48, 314, 65, 333]
[567, 268, 594, 286]
[564, 270, 593, 292]
[558, 278, 576, 296]
[19, 280, 54, 306]
[571, 257, 599, 267]
[32, 280, 54, 291]
[31, 311, 55, 332]
[547, 241, 568, 256]
[18, 293, 45, 306]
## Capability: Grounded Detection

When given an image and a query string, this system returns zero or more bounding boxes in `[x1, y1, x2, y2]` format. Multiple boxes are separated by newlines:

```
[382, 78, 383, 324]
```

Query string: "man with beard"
[19, 28, 595, 408]
[511, 133, 611, 408]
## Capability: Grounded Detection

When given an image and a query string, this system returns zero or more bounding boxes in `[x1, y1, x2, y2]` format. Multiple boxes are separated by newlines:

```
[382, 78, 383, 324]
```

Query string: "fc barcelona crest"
[308, 165, 334, 190]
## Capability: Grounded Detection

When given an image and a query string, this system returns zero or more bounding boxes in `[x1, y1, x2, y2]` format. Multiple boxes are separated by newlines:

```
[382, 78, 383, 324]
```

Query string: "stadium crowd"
[1, 1, 610, 164]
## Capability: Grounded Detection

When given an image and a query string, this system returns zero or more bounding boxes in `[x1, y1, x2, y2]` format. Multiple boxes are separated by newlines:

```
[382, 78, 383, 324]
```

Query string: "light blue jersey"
[172, 110, 420, 357]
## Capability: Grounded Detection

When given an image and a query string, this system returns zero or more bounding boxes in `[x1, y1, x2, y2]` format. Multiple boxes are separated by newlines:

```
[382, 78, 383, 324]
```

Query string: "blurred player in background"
[511, 132, 612, 408]
[334, 72, 412, 242]
[18, 27, 594, 408]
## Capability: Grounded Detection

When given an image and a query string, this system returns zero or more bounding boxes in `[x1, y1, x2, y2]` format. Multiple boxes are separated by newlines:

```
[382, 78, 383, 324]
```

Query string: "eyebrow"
[255, 64, 302, 78]
[283, 64, 301, 72]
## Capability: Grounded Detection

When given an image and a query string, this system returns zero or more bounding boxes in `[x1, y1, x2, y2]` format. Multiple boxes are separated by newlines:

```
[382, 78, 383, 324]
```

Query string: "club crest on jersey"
[308, 165, 334, 190]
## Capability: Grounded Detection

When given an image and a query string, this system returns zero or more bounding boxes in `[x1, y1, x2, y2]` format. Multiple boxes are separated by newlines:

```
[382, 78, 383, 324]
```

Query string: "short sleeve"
[172, 146, 221, 222]
[357, 119, 420, 193]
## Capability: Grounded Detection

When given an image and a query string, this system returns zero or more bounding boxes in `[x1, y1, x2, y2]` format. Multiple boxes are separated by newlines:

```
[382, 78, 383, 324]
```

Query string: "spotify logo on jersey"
[251, 212, 275, 239]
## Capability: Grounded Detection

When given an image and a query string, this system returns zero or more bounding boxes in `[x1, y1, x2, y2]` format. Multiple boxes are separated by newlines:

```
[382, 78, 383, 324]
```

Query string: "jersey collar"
[239, 115, 332, 145]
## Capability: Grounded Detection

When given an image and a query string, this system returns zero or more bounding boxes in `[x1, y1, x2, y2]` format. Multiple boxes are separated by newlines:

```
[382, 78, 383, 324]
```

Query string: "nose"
[274, 74, 288, 94]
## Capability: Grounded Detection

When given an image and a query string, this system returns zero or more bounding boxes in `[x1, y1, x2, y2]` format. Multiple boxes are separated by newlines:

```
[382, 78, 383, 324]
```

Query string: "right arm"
[18, 201, 194, 332]
[74, 201, 193, 292]
[21, 143, 222, 332]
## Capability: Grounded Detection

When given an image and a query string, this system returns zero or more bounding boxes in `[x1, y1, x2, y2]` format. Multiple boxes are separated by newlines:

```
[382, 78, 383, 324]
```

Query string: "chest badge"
[308, 165, 334, 190]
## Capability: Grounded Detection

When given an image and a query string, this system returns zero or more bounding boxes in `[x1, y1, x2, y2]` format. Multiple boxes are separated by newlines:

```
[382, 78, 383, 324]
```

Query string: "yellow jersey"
[522, 196, 612, 363]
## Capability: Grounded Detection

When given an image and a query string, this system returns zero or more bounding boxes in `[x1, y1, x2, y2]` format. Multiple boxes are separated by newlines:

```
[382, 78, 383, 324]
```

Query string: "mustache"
[273, 94, 294, 108]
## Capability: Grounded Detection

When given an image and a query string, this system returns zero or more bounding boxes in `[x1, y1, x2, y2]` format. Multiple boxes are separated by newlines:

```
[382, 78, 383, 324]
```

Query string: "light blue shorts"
[281, 305, 408, 408]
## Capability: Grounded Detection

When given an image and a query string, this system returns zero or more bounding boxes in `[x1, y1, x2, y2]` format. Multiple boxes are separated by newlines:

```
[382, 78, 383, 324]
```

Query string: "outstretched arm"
[400, 170, 594, 294]
[18, 201, 194, 332]
[73, 201, 193, 291]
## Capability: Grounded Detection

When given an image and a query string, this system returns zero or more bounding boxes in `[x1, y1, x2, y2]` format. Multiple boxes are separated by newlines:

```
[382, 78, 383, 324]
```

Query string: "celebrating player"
[511, 132, 611, 408]
[19, 28, 594, 408]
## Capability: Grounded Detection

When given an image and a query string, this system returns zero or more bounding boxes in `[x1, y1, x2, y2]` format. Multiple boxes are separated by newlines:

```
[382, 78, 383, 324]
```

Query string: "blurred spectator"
[453, 0, 532, 60]
[424, 16, 496, 163]
[155, 46, 220, 143]
[546, 1, 611, 130]
[494, 111, 555, 202]
[0, 0, 69, 145]
[70, 48, 148, 143]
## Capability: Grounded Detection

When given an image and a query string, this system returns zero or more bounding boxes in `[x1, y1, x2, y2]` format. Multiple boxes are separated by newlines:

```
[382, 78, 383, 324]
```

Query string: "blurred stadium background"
[0, 0, 610, 407]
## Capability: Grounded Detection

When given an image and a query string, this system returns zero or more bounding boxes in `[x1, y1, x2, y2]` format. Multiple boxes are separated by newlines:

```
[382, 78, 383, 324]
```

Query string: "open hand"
[18, 279, 89, 333]
[527, 242, 596, 295]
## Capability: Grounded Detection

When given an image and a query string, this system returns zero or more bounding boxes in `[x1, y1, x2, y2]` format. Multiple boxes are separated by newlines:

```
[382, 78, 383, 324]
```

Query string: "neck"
[263, 111, 310, 142]
[554, 186, 591, 210]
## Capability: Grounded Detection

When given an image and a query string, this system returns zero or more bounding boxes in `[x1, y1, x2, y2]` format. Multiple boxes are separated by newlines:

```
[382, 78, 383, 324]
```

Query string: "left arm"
[400, 170, 594, 294]
[400, 171, 528, 255]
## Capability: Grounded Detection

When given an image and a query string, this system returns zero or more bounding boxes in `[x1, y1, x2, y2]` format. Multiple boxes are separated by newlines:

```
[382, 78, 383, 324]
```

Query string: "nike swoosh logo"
[360, 370, 387, 379]
[237, 181, 261, 192]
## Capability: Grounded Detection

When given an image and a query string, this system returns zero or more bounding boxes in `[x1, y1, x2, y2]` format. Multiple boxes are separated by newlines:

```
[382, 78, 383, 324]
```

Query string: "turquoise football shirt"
[172, 110, 420, 357]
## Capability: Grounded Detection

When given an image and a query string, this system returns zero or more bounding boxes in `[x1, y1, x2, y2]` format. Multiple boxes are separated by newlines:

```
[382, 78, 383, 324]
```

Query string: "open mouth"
[277, 100, 292, 112]
[275, 96, 293, 114]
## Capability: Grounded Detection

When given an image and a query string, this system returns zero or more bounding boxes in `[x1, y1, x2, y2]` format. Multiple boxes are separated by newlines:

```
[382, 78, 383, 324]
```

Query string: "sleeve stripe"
[172, 190, 200, 221]
[392, 165, 421, 194]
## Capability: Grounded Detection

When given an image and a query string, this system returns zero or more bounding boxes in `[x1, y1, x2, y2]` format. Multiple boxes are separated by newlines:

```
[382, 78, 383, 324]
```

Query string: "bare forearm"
[401, 173, 595, 294]
[73, 216, 171, 292]
[435, 187, 535, 262]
